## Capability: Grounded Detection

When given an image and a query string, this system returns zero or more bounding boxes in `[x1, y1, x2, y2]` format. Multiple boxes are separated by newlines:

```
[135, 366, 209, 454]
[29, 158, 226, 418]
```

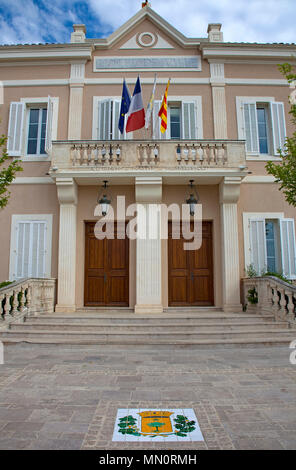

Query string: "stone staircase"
[1, 308, 296, 348]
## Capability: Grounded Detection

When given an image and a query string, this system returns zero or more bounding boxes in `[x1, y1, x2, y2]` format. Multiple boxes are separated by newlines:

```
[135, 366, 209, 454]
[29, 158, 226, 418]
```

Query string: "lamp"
[186, 180, 199, 216]
[98, 180, 111, 216]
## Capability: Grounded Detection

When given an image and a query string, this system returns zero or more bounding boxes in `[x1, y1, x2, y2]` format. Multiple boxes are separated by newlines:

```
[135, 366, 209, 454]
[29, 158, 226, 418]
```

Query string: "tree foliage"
[0, 134, 22, 209]
[266, 63, 296, 206]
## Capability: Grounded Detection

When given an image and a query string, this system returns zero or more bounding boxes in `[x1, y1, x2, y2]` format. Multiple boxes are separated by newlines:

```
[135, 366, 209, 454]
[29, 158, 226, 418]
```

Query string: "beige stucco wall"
[0, 184, 59, 282]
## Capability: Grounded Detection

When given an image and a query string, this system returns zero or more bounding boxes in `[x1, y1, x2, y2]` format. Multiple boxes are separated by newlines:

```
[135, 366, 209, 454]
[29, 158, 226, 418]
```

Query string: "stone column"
[68, 62, 85, 140]
[210, 63, 228, 139]
[134, 177, 163, 314]
[219, 176, 242, 312]
[55, 178, 77, 313]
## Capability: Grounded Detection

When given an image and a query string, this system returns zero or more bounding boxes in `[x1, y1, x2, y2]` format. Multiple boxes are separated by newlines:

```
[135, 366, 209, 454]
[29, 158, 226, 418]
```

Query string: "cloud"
[0, 0, 294, 45]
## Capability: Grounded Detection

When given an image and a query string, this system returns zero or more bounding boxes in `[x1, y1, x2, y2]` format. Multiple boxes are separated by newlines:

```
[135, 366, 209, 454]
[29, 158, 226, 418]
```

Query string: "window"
[9, 215, 53, 281]
[256, 107, 269, 154]
[27, 107, 47, 155]
[7, 97, 58, 159]
[169, 106, 181, 139]
[237, 97, 286, 156]
[246, 215, 296, 279]
[152, 97, 202, 140]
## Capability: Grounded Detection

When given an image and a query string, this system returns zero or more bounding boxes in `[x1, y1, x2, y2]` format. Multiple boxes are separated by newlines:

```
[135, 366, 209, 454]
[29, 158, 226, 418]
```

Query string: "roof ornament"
[142, 1, 151, 7]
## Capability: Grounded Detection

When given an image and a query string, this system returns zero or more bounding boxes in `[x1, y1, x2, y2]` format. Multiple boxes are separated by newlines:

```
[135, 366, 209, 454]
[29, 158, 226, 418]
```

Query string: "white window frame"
[20, 97, 59, 161]
[9, 214, 53, 281]
[153, 95, 203, 140]
[242, 212, 296, 279]
[236, 96, 285, 161]
[92, 96, 133, 140]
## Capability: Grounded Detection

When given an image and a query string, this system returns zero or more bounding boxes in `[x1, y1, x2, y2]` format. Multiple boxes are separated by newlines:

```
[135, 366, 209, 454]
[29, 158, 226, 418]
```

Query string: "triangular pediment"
[94, 6, 201, 49]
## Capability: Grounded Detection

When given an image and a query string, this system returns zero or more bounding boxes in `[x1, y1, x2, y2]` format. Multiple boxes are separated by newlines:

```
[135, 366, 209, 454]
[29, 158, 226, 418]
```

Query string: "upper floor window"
[152, 97, 202, 140]
[27, 107, 47, 155]
[93, 98, 126, 140]
[236, 97, 286, 157]
[7, 97, 58, 160]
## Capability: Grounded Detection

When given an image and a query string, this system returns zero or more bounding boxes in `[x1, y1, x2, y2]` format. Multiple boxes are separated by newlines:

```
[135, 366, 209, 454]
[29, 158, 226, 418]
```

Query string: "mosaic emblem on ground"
[113, 409, 204, 442]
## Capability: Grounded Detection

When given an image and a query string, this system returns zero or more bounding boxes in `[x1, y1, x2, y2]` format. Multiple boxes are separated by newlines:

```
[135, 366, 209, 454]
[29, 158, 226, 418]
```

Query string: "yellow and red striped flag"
[158, 79, 170, 134]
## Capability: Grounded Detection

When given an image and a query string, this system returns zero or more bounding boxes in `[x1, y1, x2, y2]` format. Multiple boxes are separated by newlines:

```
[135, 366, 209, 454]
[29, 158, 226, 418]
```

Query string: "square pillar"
[220, 177, 242, 312]
[55, 178, 77, 313]
[134, 177, 163, 314]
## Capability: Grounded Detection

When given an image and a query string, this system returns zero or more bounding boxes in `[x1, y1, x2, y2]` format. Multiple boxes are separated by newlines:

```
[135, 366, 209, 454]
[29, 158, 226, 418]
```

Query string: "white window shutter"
[270, 102, 286, 155]
[243, 103, 259, 153]
[15, 221, 47, 279]
[249, 219, 267, 275]
[112, 99, 122, 140]
[152, 100, 162, 140]
[280, 219, 296, 279]
[45, 96, 53, 154]
[7, 102, 25, 157]
[182, 101, 197, 139]
[98, 99, 112, 140]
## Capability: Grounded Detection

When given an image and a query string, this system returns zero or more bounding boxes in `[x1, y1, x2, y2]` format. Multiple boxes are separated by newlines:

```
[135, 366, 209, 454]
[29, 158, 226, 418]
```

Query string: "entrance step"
[1, 311, 294, 348]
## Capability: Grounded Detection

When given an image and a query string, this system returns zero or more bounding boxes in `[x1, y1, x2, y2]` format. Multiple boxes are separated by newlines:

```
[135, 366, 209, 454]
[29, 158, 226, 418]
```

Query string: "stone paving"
[0, 343, 295, 450]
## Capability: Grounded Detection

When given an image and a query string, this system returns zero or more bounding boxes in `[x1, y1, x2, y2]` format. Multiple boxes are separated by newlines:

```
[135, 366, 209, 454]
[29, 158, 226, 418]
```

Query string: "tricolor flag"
[126, 76, 145, 133]
[118, 79, 131, 134]
[145, 73, 157, 129]
[158, 79, 170, 134]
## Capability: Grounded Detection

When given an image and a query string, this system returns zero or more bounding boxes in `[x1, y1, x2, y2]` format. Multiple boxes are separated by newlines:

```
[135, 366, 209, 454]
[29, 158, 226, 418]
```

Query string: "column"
[219, 176, 242, 312]
[55, 178, 77, 313]
[68, 62, 85, 140]
[134, 177, 163, 314]
[210, 63, 228, 139]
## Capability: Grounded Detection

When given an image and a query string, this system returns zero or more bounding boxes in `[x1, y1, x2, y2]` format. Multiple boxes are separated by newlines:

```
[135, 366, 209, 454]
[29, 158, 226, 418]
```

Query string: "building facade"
[0, 4, 295, 314]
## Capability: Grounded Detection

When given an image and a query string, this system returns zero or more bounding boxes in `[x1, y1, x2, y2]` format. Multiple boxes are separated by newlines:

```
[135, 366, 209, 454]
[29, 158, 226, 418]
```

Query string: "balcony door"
[84, 222, 129, 306]
[168, 221, 214, 306]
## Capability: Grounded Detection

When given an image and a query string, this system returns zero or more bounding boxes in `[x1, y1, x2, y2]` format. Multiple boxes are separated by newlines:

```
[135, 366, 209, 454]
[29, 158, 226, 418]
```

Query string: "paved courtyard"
[0, 343, 295, 450]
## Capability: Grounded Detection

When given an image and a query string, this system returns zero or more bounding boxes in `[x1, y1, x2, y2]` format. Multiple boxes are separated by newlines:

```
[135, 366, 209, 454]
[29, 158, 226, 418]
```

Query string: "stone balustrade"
[0, 278, 56, 328]
[51, 139, 245, 172]
[242, 276, 296, 326]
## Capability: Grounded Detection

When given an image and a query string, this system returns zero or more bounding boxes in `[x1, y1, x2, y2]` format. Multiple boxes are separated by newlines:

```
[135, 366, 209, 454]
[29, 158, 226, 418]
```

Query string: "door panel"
[168, 221, 214, 306]
[84, 222, 129, 306]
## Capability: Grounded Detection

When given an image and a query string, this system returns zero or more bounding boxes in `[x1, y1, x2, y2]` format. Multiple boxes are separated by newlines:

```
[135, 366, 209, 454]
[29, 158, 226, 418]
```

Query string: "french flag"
[126, 76, 145, 133]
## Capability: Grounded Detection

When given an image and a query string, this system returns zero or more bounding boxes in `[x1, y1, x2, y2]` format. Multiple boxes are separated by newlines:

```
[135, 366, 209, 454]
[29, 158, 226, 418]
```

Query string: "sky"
[0, 0, 295, 46]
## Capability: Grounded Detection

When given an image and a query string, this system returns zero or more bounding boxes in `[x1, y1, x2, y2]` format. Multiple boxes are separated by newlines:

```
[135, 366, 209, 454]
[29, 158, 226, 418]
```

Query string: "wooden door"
[84, 222, 129, 306]
[168, 221, 214, 306]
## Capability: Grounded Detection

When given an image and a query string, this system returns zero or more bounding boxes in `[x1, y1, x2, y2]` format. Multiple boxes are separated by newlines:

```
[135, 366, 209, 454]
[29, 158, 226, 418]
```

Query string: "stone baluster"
[183, 145, 189, 163]
[209, 145, 215, 165]
[285, 290, 295, 322]
[217, 145, 224, 165]
[153, 145, 159, 165]
[0, 294, 4, 319]
[203, 145, 208, 164]
[101, 145, 106, 165]
[71, 146, 76, 166]
[11, 290, 19, 315]
[191, 145, 197, 164]
[142, 145, 149, 166]
[26, 286, 32, 316]
[19, 287, 26, 313]
[90, 146, 96, 166]
[198, 144, 204, 164]
[3, 293, 11, 319]
[108, 144, 114, 165]
[116, 145, 121, 164]
[82, 145, 88, 166]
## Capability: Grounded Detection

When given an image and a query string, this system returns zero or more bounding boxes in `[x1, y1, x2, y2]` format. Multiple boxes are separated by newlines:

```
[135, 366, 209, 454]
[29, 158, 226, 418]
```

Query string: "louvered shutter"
[45, 96, 53, 154]
[249, 219, 267, 275]
[270, 102, 286, 155]
[152, 100, 167, 140]
[7, 102, 25, 157]
[112, 99, 122, 140]
[15, 221, 46, 279]
[280, 219, 296, 279]
[98, 99, 112, 140]
[182, 101, 197, 139]
[243, 103, 259, 154]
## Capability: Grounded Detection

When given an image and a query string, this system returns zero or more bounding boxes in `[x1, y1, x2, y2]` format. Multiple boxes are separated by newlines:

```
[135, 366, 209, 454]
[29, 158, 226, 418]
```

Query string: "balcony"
[50, 139, 247, 180]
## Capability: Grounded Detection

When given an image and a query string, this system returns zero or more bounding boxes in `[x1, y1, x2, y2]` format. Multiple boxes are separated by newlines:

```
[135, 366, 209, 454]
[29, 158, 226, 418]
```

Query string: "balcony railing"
[51, 139, 246, 172]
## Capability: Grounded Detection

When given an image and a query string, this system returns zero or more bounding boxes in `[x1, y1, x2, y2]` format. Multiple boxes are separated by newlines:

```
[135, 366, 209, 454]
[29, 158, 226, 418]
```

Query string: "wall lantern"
[186, 179, 199, 216]
[98, 180, 111, 216]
